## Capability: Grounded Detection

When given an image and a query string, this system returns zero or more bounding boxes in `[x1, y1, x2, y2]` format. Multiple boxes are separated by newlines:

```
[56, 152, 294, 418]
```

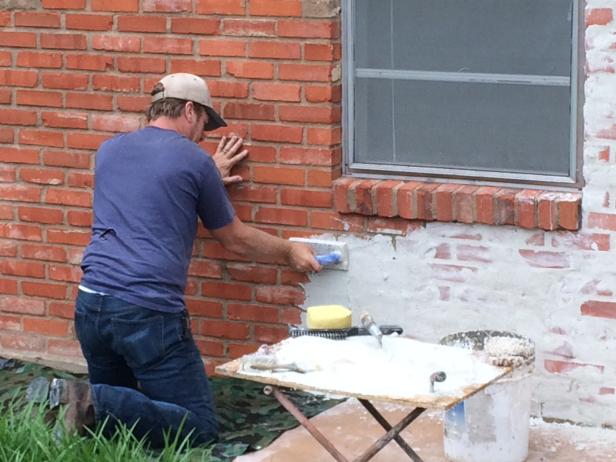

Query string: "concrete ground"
[236, 399, 616, 462]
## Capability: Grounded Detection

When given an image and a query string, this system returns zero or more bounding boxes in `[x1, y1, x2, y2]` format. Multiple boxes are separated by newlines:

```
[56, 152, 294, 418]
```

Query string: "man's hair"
[146, 83, 206, 122]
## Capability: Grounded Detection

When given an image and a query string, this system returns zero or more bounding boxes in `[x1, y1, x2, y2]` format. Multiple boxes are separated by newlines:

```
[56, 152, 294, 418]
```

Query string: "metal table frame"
[263, 385, 427, 462]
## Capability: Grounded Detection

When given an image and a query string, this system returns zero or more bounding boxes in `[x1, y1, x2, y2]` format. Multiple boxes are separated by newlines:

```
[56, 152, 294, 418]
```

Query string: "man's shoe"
[49, 378, 95, 436]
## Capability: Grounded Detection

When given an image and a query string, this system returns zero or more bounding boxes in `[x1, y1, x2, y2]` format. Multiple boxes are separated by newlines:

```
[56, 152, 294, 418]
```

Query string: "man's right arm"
[209, 217, 321, 273]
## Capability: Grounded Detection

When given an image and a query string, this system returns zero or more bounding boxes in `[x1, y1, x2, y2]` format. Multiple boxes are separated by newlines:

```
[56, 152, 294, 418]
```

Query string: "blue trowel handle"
[316, 251, 342, 266]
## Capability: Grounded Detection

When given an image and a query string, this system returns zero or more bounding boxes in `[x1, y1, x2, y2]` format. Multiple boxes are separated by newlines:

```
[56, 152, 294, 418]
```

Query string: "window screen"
[345, 0, 579, 183]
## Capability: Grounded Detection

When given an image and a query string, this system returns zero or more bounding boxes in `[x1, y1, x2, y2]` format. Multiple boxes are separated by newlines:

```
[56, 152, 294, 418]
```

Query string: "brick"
[494, 189, 516, 225]
[228, 303, 278, 323]
[227, 264, 277, 284]
[353, 180, 377, 215]
[0, 51, 11, 66]
[0, 203, 14, 218]
[306, 84, 341, 103]
[228, 184, 277, 204]
[92, 34, 141, 52]
[47, 338, 82, 357]
[305, 43, 340, 61]
[0, 260, 45, 278]
[373, 180, 403, 218]
[21, 244, 66, 262]
[253, 166, 304, 185]
[457, 244, 491, 263]
[544, 359, 604, 375]
[519, 250, 569, 269]
[45, 189, 92, 207]
[66, 92, 113, 111]
[278, 20, 338, 38]
[188, 259, 222, 278]
[91, 113, 141, 132]
[415, 183, 439, 221]
[22, 282, 67, 300]
[117, 95, 150, 112]
[0, 11, 8, 27]
[143, 36, 193, 54]
[307, 126, 341, 146]
[581, 300, 616, 319]
[453, 186, 477, 224]
[202, 281, 252, 301]
[434, 184, 460, 221]
[0, 109, 37, 126]
[42, 111, 88, 129]
[117, 56, 166, 73]
[199, 39, 246, 57]
[254, 325, 288, 343]
[16, 51, 62, 69]
[43, 150, 91, 168]
[255, 207, 308, 226]
[223, 19, 275, 37]
[23, 317, 70, 336]
[67, 172, 94, 188]
[170, 58, 221, 76]
[0, 332, 45, 352]
[0, 69, 38, 87]
[0, 314, 20, 330]
[558, 195, 581, 230]
[42, 72, 89, 90]
[0, 31, 36, 48]
[200, 320, 250, 340]
[396, 182, 421, 219]
[0, 184, 42, 202]
[537, 192, 559, 231]
[0, 89, 11, 104]
[18, 206, 63, 224]
[253, 82, 301, 102]
[118, 15, 167, 33]
[252, 124, 302, 143]
[172, 18, 220, 35]
[249, 0, 301, 17]
[143, 0, 192, 12]
[19, 129, 64, 148]
[67, 210, 92, 227]
[226, 60, 273, 79]
[280, 147, 340, 166]
[0, 223, 43, 241]
[281, 189, 332, 208]
[14, 11, 61, 28]
[586, 8, 613, 26]
[19, 168, 64, 185]
[49, 264, 83, 283]
[195, 339, 225, 357]
[333, 177, 353, 214]
[474, 186, 497, 225]
[47, 229, 91, 246]
[92, 0, 139, 12]
[310, 210, 363, 232]
[16, 90, 63, 108]
[42, 0, 86, 8]
[223, 102, 274, 120]
[515, 189, 539, 229]
[248, 41, 301, 59]
[186, 299, 223, 318]
[0, 240, 18, 257]
[279, 63, 334, 81]
[41, 33, 87, 50]
[0, 128, 14, 144]
[256, 286, 303, 305]
[197, 0, 245, 15]
[208, 80, 249, 98]
[551, 233, 610, 252]
[66, 133, 111, 150]
[279, 105, 340, 124]
[66, 13, 113, 30]
[66, 54, 113, 71]
[227, 343, 260, 358]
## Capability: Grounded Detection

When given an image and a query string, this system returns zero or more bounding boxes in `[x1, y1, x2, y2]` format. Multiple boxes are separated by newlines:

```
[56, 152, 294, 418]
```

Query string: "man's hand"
[213, 135, 249, 185]
[287, 242, 321, 273]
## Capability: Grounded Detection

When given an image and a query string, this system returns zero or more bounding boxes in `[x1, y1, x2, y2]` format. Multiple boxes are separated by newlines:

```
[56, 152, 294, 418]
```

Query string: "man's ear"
[183, 101, 195, 123]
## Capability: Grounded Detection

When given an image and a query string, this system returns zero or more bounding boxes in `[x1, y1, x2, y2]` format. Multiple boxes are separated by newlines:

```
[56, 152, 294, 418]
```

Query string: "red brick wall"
[0, 0, 346, 372]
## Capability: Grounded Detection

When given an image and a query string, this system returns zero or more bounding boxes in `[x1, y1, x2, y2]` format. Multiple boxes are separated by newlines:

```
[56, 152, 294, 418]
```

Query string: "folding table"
[216, 337, 510, 462]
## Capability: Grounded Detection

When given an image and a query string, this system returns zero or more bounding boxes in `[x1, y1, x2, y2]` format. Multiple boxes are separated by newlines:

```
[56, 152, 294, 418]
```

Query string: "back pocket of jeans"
[111, 315, 165, 369]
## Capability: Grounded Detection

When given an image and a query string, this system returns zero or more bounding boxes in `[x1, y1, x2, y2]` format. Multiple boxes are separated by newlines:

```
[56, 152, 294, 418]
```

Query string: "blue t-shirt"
[81, 126, 235, 312]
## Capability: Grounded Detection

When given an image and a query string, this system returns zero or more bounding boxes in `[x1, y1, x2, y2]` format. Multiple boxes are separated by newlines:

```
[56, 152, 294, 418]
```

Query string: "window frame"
[342, 0, 585, 189]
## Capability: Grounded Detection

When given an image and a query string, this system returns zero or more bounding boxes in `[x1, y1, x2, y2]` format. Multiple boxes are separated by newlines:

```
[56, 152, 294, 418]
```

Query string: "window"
[343, 0, 582, 186]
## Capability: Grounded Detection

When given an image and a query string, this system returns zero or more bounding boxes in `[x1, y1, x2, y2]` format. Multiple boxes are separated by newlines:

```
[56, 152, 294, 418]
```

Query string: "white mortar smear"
[239, 335, 507, 402]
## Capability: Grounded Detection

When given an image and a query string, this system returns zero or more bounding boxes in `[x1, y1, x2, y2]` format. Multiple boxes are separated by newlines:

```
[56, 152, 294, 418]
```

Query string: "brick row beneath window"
[333, 178, 581, 231]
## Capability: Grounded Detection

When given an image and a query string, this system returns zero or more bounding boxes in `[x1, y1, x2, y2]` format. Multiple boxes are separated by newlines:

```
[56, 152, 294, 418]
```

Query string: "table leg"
[358, 399, 425, 462]
[264, 385, 350, 462]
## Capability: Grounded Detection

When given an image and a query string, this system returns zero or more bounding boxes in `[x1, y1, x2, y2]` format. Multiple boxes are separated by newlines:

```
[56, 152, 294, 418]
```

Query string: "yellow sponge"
[306, 305, 352, 329]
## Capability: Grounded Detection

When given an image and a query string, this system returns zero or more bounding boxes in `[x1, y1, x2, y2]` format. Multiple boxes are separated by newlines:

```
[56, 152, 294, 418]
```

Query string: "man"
[48, 73, 320, 446]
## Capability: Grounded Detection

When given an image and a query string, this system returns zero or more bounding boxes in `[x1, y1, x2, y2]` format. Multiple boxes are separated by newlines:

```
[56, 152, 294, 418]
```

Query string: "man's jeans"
[74, 289, 218, 447]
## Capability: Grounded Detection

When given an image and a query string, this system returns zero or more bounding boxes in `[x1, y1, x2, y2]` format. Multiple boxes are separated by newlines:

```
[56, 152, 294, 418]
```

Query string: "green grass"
[0, 394, 213, 462]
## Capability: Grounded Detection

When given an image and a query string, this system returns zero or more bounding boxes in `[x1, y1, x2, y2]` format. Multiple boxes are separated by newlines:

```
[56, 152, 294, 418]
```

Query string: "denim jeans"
[74, 289, 218, 447]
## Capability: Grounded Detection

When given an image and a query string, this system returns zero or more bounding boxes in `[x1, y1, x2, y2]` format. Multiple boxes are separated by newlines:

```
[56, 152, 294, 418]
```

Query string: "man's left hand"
[213, 135, 248, 185]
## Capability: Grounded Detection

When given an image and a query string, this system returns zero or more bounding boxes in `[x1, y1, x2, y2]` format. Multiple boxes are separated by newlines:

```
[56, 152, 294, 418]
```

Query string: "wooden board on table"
[216, 337, 512, 410]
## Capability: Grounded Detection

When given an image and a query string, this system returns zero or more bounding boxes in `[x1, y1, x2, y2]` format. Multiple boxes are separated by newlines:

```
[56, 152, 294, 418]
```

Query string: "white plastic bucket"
[440, 331, 535, 462]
